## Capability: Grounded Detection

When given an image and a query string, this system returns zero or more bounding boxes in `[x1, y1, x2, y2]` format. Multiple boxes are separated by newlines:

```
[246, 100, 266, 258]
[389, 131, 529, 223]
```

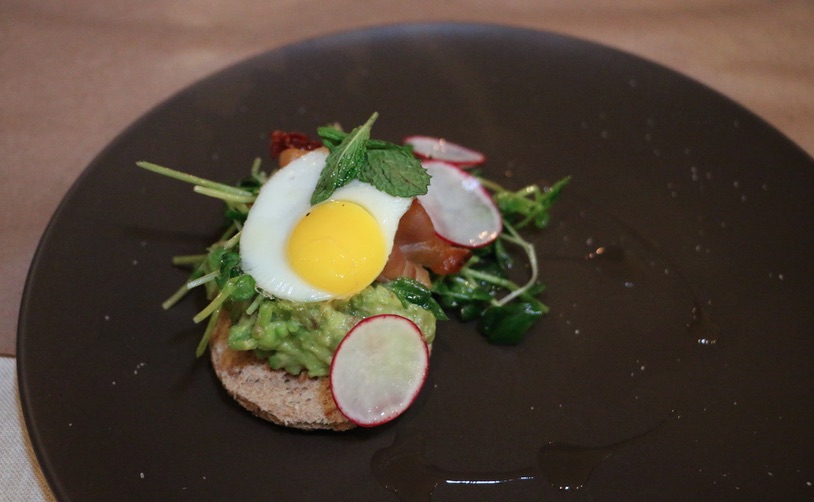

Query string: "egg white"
[240, 149, 413, 302]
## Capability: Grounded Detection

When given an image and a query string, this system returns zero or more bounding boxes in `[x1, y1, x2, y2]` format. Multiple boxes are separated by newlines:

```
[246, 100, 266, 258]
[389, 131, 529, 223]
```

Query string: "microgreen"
[431, 176, 569, 344]
[138, 122, 568, 352]
[137, 157, 268, 353]
[479, 175, 570, 229]
[384, 277, 449, 321]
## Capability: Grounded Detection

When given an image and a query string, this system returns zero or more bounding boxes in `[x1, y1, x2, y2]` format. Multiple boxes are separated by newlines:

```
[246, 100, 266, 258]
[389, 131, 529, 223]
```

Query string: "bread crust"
[209, 311, 355, 431]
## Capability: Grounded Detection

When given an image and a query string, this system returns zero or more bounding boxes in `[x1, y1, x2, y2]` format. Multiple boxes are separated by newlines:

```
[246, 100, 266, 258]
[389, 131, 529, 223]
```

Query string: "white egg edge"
[240, 149, 414, 303]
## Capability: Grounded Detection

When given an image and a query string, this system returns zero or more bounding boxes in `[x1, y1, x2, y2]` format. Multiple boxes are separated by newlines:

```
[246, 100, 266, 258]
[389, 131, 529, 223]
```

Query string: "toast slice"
[209, 311, 355, 431]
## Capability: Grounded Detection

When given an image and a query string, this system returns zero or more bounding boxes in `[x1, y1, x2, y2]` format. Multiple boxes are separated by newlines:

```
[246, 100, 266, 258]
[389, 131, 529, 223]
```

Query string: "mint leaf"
[367, 139, 413, 152]
[311, 113, 378, 205]
[312, 113, 430, 202]
[360, 148, 431, 198]
[316, 128, 412, 153]
[316, 126, 346, 150]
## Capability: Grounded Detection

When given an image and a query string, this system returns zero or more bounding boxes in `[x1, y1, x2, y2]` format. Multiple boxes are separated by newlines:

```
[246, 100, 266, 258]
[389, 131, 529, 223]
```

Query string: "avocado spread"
[225, 285, 436, 377]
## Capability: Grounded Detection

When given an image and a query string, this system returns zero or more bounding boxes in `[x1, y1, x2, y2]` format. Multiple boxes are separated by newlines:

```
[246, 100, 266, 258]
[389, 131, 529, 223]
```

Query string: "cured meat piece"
[379, 200, 471, 285]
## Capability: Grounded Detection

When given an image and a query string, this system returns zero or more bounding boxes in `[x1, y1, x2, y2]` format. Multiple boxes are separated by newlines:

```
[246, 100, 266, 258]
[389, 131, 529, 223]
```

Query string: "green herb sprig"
[136, 158, 267, 355]
[137, 120, 568, 351]
[430, 176, 570, 344]
[311, 112, 431, 204]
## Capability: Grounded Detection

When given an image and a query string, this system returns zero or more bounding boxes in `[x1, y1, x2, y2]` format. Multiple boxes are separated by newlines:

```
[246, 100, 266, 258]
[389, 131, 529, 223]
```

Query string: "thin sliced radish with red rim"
[330, 314, 429, 427]
[418, 160, 502, 248]
[404, 135, 485, 167]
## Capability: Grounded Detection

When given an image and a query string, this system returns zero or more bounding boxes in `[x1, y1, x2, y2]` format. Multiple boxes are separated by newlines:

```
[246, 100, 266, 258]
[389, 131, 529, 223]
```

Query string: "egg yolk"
[287, 200, 386, 297]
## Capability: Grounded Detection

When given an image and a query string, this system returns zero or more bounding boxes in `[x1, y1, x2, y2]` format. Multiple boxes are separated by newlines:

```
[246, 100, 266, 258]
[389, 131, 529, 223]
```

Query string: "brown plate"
[18, 23, 814, 500]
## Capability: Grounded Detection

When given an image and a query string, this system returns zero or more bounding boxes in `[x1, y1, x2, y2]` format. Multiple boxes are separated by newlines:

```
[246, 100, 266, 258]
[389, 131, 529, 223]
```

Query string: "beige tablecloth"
[2, 1, 813, 499]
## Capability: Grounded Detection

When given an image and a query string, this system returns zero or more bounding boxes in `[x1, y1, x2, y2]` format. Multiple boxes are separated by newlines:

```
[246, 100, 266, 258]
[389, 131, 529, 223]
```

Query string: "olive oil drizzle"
[373, 417, 671, 499]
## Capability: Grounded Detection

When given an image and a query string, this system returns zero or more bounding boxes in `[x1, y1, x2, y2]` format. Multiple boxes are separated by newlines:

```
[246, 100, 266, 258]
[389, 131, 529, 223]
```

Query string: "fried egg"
[240, 149, 412, 302]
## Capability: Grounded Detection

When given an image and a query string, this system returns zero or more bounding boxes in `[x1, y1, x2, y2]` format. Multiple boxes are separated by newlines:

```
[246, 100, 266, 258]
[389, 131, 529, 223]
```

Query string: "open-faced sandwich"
[138, 113, 567, 430]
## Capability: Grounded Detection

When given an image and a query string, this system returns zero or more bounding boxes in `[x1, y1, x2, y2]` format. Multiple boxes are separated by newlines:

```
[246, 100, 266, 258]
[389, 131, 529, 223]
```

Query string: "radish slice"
[330, 314, 429, 427]
[418, 160, 502, 248]
[404, 135, 486, 167]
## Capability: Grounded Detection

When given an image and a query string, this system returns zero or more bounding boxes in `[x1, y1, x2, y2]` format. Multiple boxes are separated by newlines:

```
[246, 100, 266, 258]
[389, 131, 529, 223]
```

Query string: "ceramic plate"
[19, 23, 814, 500]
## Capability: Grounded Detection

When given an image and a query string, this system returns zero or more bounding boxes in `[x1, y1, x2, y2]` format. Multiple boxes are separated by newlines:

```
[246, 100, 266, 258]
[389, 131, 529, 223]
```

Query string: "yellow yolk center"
[287, 200, 386, 297]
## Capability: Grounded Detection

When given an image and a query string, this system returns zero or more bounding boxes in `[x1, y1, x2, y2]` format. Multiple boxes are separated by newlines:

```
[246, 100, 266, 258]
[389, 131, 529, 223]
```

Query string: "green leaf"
[217, 249, 242, 287]
[458, 303, 484, 322]
[359, 148, 431, 198]
[385, 277, 449, 320]
[366, 138, 414, 152]
[432, 275, 488, 309]
[486, 176, 570, 229]
[313, 114, 429, 202]
[492, 238, 513, 271]
[311, 112, 378, 205]
[478, 301, 545, 344]
[230, 274, 257, 302]
[316, 129, 410, 153]
[316, 126, 347, 150]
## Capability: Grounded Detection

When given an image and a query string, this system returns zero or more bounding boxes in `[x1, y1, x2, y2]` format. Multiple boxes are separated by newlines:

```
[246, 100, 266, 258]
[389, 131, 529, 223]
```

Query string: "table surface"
[2, 1, 813, 499]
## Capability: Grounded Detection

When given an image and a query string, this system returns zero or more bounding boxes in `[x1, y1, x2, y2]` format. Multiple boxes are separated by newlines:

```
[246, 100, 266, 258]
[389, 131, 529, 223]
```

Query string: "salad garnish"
[311, 112, 431, 204]
[136, 116, 568, 354]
